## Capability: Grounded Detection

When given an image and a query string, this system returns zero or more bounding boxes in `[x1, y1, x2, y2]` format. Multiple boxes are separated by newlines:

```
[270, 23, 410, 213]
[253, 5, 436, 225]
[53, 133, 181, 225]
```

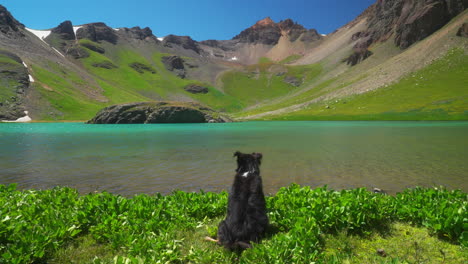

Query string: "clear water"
[0, 121, 467, 195]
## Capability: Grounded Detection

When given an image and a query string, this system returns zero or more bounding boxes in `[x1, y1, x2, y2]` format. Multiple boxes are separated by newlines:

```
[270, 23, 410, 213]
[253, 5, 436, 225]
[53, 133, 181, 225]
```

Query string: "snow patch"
[229, 56, 238, 61]
[2, 111, 32, 123]
[73, 26, 82, 36]
[22, 61, 28, 68]
[25, 28, 51, 42]
[29, 74, 35, 82]
[157, 37, 165, 41]
[113, 28, 120, 31]
[321, 34, 327, 37]
[52, 47, 65, 57]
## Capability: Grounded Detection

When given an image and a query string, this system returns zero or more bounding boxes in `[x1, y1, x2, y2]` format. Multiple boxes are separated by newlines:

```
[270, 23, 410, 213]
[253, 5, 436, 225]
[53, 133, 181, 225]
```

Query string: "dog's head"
[234, 151, 262, 178]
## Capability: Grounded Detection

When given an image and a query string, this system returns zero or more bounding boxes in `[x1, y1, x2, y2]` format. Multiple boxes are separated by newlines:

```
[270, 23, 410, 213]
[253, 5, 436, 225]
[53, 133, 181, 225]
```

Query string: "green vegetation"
[263, 48, 468, 121]
[0, 53, 24, 103]
[221, 61, 322, 107]
[279, 54, 303, 64]
[1, 184, 466, 263]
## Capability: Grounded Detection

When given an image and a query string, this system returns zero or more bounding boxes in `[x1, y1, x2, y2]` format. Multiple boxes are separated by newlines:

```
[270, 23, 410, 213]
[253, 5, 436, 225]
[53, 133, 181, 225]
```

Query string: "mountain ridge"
[0, 1, 467, 122]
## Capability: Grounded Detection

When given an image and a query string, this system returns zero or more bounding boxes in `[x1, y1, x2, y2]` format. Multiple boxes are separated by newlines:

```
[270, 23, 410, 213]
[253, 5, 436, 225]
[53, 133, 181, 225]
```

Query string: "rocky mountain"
[0, 1, 467, 122]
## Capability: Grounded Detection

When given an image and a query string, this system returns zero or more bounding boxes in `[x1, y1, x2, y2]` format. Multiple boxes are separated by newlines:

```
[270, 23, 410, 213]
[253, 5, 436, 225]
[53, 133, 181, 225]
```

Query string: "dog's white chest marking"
[242, 172, 250, 178]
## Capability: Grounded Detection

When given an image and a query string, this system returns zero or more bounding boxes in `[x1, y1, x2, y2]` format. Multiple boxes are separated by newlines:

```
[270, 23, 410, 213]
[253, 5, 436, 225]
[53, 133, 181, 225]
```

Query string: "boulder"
[456, 23, 468, 37]
[87, 101, 232, 124]
[184, 84, 209, 94]
[283, 76, 302, 87]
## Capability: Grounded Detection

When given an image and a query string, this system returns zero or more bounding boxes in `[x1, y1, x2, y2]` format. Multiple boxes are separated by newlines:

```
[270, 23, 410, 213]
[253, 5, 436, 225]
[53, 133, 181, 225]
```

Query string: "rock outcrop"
[456, 22, 468, 37]
[51, 20, 75, 40]
[76, 22, 118, 44]
[129, 62, 156, 73]
[161, 55, 186, 78]
[0, 50, 29, 120]
[119, 26, 157, 41]
[355, 0, 467, 50]
[0, 5, 24, 38]
[343, 49, 373, 66]
[162, 35, 200, 54]
[87, 101, 232, 124]
[184, 84, 209, 94]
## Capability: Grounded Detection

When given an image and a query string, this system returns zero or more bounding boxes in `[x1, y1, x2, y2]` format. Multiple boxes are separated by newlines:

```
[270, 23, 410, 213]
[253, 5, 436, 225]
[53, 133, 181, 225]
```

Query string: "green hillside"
[264, 48, 468, 121]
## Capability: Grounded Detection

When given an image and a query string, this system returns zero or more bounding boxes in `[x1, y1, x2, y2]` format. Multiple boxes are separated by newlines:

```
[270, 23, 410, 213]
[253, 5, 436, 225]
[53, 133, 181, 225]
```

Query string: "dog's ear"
[233, 151, 242, 158]
[253, 152, 263, 163]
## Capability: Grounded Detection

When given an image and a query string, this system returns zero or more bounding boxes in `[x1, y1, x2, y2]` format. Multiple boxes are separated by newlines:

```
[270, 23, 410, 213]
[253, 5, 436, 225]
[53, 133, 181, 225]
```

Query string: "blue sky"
[2, 0, 375, 41]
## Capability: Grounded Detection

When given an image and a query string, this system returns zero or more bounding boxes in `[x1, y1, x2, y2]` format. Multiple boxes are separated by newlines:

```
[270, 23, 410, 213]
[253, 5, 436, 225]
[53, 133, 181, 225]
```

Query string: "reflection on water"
[0, 121, 467, 195]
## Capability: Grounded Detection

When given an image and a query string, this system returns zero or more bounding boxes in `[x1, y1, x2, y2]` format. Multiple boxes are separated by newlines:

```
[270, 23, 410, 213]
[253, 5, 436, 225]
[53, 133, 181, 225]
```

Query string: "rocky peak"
[233, 17, 281, 45]
[120, 26, 156, 41]
[233, 17, 319, 44]
[76, 22, 118, 44]
[51, 20, 75, 40]
[252, 17, 276, 29]
[162, 34, 200, 54]
[0, 5, 24, 37]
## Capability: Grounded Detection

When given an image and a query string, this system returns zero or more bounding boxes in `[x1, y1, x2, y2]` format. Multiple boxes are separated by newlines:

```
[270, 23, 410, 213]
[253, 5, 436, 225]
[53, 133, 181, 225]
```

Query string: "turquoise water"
[0, 121, 467, 195]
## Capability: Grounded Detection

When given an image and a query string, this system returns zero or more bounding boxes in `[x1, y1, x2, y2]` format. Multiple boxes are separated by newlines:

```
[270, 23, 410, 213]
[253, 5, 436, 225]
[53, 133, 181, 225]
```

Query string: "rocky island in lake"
[86, 101, 232, 124]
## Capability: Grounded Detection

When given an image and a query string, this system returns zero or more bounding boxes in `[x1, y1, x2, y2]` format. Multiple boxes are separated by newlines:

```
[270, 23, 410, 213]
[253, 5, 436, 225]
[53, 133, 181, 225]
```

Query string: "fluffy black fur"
[217, 151, 269, 250]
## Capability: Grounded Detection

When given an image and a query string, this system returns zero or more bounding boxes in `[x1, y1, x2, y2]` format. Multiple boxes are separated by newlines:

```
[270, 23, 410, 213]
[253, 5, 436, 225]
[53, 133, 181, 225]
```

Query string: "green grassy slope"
[0, 53, 24, 103]
[249, 48, 468, 121]
[220, 60, 322, 107]
[27, 41, 242, 120]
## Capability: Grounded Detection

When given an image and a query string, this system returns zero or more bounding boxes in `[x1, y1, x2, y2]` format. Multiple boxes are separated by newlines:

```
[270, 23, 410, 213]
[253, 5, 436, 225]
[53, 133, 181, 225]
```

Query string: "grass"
[0, 54, 25, 103]
[1, 184, 466, 263]
[263, 48, 468, 121]
[279, 54, 303, 64]
[24, 43, 242, 120]
[322, 222, 468, 264]
[221, 61, 322, 107]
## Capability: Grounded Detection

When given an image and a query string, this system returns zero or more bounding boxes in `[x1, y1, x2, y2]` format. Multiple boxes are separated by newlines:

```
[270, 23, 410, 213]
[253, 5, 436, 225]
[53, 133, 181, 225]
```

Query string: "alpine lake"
[1, 121, 467, 196]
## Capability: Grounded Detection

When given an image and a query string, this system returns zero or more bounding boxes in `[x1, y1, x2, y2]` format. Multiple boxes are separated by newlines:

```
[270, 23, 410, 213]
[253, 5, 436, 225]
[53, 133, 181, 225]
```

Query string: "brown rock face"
[120, 26, 156, 41]
[162, 35, 200, 54]
[76, 22, 118, 44]
[161, 55, 186, 78]
[51, 20, 75, 40]
[361, 0, 467, 49]
[0, 5, 24, 37]
[0, 50, 29, 120]
[343, 49, 373, 66]
[233, 17, 321, 45]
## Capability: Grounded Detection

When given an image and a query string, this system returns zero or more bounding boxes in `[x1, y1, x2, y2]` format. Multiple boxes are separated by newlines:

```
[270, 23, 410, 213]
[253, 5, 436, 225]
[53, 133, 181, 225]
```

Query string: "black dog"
[206, 151, 268, 250]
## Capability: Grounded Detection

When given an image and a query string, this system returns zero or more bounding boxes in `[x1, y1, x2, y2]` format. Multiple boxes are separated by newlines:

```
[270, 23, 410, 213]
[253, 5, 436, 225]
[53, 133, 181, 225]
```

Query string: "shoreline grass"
[0, 184, 466, 263]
